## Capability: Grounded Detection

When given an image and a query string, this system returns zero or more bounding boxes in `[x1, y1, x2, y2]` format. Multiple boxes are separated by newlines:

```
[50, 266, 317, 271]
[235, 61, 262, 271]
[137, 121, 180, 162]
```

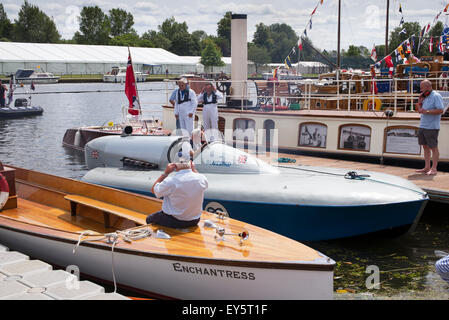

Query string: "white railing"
[134, 76, 449, 116]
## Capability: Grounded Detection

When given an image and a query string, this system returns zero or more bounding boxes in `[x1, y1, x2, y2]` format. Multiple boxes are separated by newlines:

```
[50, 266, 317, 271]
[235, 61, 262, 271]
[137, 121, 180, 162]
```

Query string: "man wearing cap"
[169, 78, 198, 136]
[197, 82, 223, 142]
[416, 79, 445, 175]
[146, 143, 208, 228]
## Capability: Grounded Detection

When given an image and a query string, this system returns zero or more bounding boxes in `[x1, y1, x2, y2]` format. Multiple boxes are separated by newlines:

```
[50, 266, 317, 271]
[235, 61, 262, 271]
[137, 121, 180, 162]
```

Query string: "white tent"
[0, 42, 204, 75]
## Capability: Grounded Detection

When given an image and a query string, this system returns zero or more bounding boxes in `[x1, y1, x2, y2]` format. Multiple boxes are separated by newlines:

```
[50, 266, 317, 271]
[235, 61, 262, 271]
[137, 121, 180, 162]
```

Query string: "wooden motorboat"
[0, 164, 335, 300]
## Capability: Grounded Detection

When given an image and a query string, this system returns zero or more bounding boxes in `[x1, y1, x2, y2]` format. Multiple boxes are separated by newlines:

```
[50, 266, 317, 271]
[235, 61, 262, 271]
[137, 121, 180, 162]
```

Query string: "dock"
[0, 243, 129, 300]
[261, 152, 449, 204]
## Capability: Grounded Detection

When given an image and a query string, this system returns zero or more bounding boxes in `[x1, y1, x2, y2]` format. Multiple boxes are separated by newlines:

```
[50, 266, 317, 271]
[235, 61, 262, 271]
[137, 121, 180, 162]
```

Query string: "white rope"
[72, 226, 152, 293]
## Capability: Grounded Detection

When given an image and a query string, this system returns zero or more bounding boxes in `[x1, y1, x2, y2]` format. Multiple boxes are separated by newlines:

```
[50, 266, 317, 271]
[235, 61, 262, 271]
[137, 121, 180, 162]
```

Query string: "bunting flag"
[320, 0, 323, 4]
[398, 2, 404, 27]
[284, 56, 292, 69]
[272, 67, 279, 79]
[394, 49, 401, 62]
[399, 28, 407, 35]
[384, 55, 394, 77]
[309, 19, 313, 30]
[429, 37, 434, 52]
[311, 5, 318, 15]
[444, 4, 449, 12]
[406, 39, 411, 54]
[410, 36, 415, 52]
[397, 45, 406, 59]
[370, 44, 377, 62]
[298, 38, 303, 51]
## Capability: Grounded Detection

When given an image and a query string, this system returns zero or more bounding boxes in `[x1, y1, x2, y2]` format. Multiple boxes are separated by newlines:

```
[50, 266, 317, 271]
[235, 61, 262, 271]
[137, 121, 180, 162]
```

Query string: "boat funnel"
[228, 14, 252, 108]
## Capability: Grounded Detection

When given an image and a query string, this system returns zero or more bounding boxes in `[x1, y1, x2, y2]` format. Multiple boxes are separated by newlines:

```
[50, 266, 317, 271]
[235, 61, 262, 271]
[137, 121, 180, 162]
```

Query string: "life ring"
[0, 173, 9, 210]
[363, 97, 382, 111]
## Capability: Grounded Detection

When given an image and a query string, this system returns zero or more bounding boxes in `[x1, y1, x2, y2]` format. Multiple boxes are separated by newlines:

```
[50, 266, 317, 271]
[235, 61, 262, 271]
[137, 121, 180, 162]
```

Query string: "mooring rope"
[276, 165, 427, 196]
[72, 226, 152, 293]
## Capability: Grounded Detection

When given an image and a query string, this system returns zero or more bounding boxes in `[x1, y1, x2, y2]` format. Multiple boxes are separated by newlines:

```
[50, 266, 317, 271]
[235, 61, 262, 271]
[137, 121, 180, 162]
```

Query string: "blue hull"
[109, 185, 427, 241]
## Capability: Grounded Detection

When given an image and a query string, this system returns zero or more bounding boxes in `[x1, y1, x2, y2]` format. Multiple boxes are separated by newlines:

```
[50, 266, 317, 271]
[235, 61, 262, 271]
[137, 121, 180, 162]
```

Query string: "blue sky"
[2, 0, 449, 51]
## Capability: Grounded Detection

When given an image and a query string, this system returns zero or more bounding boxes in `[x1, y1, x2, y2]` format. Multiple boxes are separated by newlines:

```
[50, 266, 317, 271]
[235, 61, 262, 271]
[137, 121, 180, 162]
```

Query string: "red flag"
[384, 55, 394, 77]
[311, 5, 317, 15]
[429, 37, 433, 52]
[125, 53, 140, 116]
[298, 38, 303, 51]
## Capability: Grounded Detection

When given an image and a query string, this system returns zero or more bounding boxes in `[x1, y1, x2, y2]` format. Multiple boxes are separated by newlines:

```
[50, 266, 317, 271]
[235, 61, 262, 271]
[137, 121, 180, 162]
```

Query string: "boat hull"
[0, 106, 43, 118]
[0, 220, 333, 300]
[110, 186, 426, 241]
[16, 78, 59, 84]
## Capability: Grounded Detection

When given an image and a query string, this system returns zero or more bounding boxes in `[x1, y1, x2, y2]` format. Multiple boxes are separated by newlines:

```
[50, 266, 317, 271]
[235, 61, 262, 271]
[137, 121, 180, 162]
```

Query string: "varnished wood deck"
[259, 152, 449, 204]
[0, 166, 329, 268]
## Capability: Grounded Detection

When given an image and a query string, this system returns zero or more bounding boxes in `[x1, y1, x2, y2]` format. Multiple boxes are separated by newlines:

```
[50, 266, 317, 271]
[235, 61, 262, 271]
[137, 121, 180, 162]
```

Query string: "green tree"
[389, 22, 421, 55]
[200, 38, 225, 67]
[141, 30, 171, 50]
[110, 32, 142, 47]
[13, 0, 60, 43]
[109, 8, 134, 37]
[266, 23, 298, 62]
[73, 6, 110, 45]
[248, 43, 270, 73]
[216, 11, 231, 56]
[158, 17, 188, 40]
[253, 23, 272, 49]
[0, 4, 12, 40]
[346, 45, 361, 57]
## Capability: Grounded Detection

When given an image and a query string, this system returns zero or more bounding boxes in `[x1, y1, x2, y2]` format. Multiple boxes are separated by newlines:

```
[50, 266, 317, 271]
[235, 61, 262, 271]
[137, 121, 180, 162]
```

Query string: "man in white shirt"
[146, 153, 208, 228]
[169, 78, 198, 136]
[197, 82, 223, 142]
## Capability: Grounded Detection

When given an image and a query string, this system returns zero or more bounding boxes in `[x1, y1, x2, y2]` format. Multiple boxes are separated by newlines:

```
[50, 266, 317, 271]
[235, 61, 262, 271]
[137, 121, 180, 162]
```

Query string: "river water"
[0, 82, 448, 299]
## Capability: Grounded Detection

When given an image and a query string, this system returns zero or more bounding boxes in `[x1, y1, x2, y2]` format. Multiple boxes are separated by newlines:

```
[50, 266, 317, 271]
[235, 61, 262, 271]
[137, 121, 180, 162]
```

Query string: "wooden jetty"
[0, 243, 129, 300]
[259, 152, 449, 204]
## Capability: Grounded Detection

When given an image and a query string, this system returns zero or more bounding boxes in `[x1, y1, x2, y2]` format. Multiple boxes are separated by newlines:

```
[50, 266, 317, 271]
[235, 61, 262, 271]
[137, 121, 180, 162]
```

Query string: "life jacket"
[203, 91, 217, 105]
[177, 89, 191, 104]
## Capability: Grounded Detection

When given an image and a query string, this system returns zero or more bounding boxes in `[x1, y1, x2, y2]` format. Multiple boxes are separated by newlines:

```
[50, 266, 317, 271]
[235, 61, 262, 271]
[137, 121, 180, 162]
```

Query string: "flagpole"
[385, 0, 390, 55]
[337, 0, 341, 76]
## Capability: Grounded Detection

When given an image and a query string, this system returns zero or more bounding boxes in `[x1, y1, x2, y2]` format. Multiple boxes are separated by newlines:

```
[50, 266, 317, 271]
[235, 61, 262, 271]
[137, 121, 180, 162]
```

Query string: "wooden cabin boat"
[0, 164, 335, 300]
[62, 121, 171, 151]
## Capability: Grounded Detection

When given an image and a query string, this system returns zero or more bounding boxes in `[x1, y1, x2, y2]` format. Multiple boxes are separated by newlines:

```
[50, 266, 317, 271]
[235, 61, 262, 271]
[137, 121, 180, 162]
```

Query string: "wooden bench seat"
[64, 194, 147, 227]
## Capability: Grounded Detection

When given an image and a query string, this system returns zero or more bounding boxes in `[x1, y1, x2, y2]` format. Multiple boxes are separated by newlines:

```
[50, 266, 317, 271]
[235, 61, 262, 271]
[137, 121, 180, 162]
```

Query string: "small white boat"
[103, 66, 147, 83]
[14, 69, 59, 84]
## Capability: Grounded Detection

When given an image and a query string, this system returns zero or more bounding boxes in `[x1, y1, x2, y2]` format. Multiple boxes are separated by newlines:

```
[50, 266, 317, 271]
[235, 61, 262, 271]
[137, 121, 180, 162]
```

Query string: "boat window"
[338, 124, 371, 152]
[15, 70, 34, 78]
[233, 119, 255, 142]
[298, 123, 327, 148]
